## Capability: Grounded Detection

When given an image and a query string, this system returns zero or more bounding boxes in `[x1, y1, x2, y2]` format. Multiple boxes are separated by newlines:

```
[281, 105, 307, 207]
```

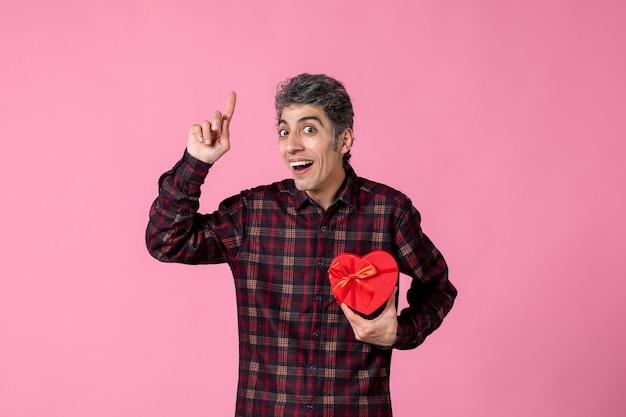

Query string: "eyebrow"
[278, 115, 325, 127]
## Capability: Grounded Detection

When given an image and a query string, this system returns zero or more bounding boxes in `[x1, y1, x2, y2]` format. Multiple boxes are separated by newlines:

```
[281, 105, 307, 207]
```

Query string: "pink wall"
[1, 1, 625, 416]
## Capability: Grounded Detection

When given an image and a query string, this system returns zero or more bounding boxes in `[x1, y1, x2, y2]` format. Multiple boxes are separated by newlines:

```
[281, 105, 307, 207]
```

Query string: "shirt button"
[306, 404, 313, 410]
[312, 331, 320, 339]
[318, 261, 325, 267]
[320, 226, 327, 232]
[310, 365, 317, 372]
[315, 295, 323, 302]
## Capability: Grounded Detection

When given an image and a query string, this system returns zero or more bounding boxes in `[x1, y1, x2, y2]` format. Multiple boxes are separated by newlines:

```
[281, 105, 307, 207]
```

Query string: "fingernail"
[212, 122, 218, 131]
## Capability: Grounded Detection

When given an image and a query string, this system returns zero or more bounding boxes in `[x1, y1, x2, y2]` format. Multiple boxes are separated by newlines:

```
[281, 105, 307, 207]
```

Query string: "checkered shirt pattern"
[146, 151, 456, 417]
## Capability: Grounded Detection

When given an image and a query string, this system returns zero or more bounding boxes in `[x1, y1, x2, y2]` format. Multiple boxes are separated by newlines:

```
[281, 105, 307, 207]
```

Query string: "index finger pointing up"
[223, 91, 236, 120]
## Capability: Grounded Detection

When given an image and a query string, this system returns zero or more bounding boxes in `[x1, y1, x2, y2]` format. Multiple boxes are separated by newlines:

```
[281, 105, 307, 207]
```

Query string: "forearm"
[392, 205, 457, 350]
[146, 151, 224, 264]
[394, 265, 456, 349]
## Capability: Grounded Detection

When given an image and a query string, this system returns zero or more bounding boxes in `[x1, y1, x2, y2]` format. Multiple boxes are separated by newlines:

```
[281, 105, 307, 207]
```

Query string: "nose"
[284, 132, 304, 153]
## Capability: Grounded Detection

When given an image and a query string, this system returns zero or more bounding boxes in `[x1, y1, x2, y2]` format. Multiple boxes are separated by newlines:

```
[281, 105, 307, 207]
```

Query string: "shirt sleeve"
[145, 150, 245, 265]
[393, 203, 457, 350]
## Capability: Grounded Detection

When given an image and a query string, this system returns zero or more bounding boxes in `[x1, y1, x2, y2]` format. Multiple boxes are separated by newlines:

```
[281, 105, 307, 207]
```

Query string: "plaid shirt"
[146, 151, 456, 417]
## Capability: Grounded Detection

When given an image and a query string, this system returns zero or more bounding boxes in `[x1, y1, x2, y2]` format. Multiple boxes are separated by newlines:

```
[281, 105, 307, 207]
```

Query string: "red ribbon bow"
[328, 255, 378, 307]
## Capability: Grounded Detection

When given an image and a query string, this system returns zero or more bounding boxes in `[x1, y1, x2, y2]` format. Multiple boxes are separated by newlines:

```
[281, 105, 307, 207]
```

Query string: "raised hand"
[187, 91, 237, 164]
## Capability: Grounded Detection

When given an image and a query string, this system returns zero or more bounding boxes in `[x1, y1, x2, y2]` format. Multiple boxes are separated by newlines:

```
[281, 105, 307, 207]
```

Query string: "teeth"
[290, 160, 313, 167]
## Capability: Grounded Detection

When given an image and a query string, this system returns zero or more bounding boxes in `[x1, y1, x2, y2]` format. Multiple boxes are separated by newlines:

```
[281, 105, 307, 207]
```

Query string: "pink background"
[1, 1, 625, 416]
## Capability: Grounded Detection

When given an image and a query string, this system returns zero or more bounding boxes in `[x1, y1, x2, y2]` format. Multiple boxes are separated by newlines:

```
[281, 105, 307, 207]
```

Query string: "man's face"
[278, 104, 352, 208]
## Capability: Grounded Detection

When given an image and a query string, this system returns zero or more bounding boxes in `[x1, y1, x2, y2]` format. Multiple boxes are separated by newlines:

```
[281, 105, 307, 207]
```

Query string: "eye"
[303, 126, 316, 134]
[278, 129, 289, 137]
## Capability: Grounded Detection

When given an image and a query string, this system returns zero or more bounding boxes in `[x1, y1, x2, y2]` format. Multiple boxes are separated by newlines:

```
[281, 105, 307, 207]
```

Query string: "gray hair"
[275, 73, 354, 166]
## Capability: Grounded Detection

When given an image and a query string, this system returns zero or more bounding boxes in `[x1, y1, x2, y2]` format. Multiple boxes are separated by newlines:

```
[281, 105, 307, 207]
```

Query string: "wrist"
[180, 149, 212, 183]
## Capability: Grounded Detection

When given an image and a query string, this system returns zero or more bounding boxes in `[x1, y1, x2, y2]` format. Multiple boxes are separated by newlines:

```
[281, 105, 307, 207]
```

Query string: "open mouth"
[290, 160, 314, 171]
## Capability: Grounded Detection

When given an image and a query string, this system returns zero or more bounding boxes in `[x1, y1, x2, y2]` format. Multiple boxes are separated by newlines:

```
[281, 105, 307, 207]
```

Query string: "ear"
[338, 128, 354, 155]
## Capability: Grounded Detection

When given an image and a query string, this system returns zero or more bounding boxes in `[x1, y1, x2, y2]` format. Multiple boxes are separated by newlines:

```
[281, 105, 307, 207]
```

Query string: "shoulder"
[241, 178, 295, 200]
[355, 175, 413, 209]
[219, 179, 296, 211]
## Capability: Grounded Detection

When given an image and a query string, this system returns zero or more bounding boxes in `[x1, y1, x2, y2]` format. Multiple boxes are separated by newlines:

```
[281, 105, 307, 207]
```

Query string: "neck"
[306, 169, 347, 211]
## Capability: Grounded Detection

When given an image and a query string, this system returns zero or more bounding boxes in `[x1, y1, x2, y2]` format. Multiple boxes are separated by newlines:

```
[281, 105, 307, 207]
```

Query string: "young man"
[146, 74, 456, 417]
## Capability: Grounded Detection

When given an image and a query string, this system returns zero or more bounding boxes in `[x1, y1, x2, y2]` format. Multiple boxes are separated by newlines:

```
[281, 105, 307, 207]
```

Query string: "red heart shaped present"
[328, 250, 398, 317]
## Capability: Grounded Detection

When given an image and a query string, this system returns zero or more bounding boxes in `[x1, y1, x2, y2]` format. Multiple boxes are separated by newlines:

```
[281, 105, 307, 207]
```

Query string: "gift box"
[328, 250, 399, 319]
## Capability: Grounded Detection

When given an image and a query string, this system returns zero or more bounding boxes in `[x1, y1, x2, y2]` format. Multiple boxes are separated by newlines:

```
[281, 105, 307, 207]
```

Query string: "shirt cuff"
[181, 149, 212, 182]
[392, 316, 422, 350]
[156, 150, 212, 192]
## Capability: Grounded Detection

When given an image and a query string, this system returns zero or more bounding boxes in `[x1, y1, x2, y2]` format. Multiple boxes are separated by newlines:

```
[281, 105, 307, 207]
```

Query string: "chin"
[292, 180, 308, 191]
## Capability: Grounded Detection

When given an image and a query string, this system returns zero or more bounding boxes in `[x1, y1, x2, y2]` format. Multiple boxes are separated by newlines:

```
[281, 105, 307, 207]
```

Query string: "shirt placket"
[306, 205, 341, 416]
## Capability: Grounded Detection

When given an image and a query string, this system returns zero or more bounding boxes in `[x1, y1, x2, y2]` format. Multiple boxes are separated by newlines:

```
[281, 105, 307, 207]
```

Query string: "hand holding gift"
[328, 251, 399, 317]
[340, 288, 398, 348]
